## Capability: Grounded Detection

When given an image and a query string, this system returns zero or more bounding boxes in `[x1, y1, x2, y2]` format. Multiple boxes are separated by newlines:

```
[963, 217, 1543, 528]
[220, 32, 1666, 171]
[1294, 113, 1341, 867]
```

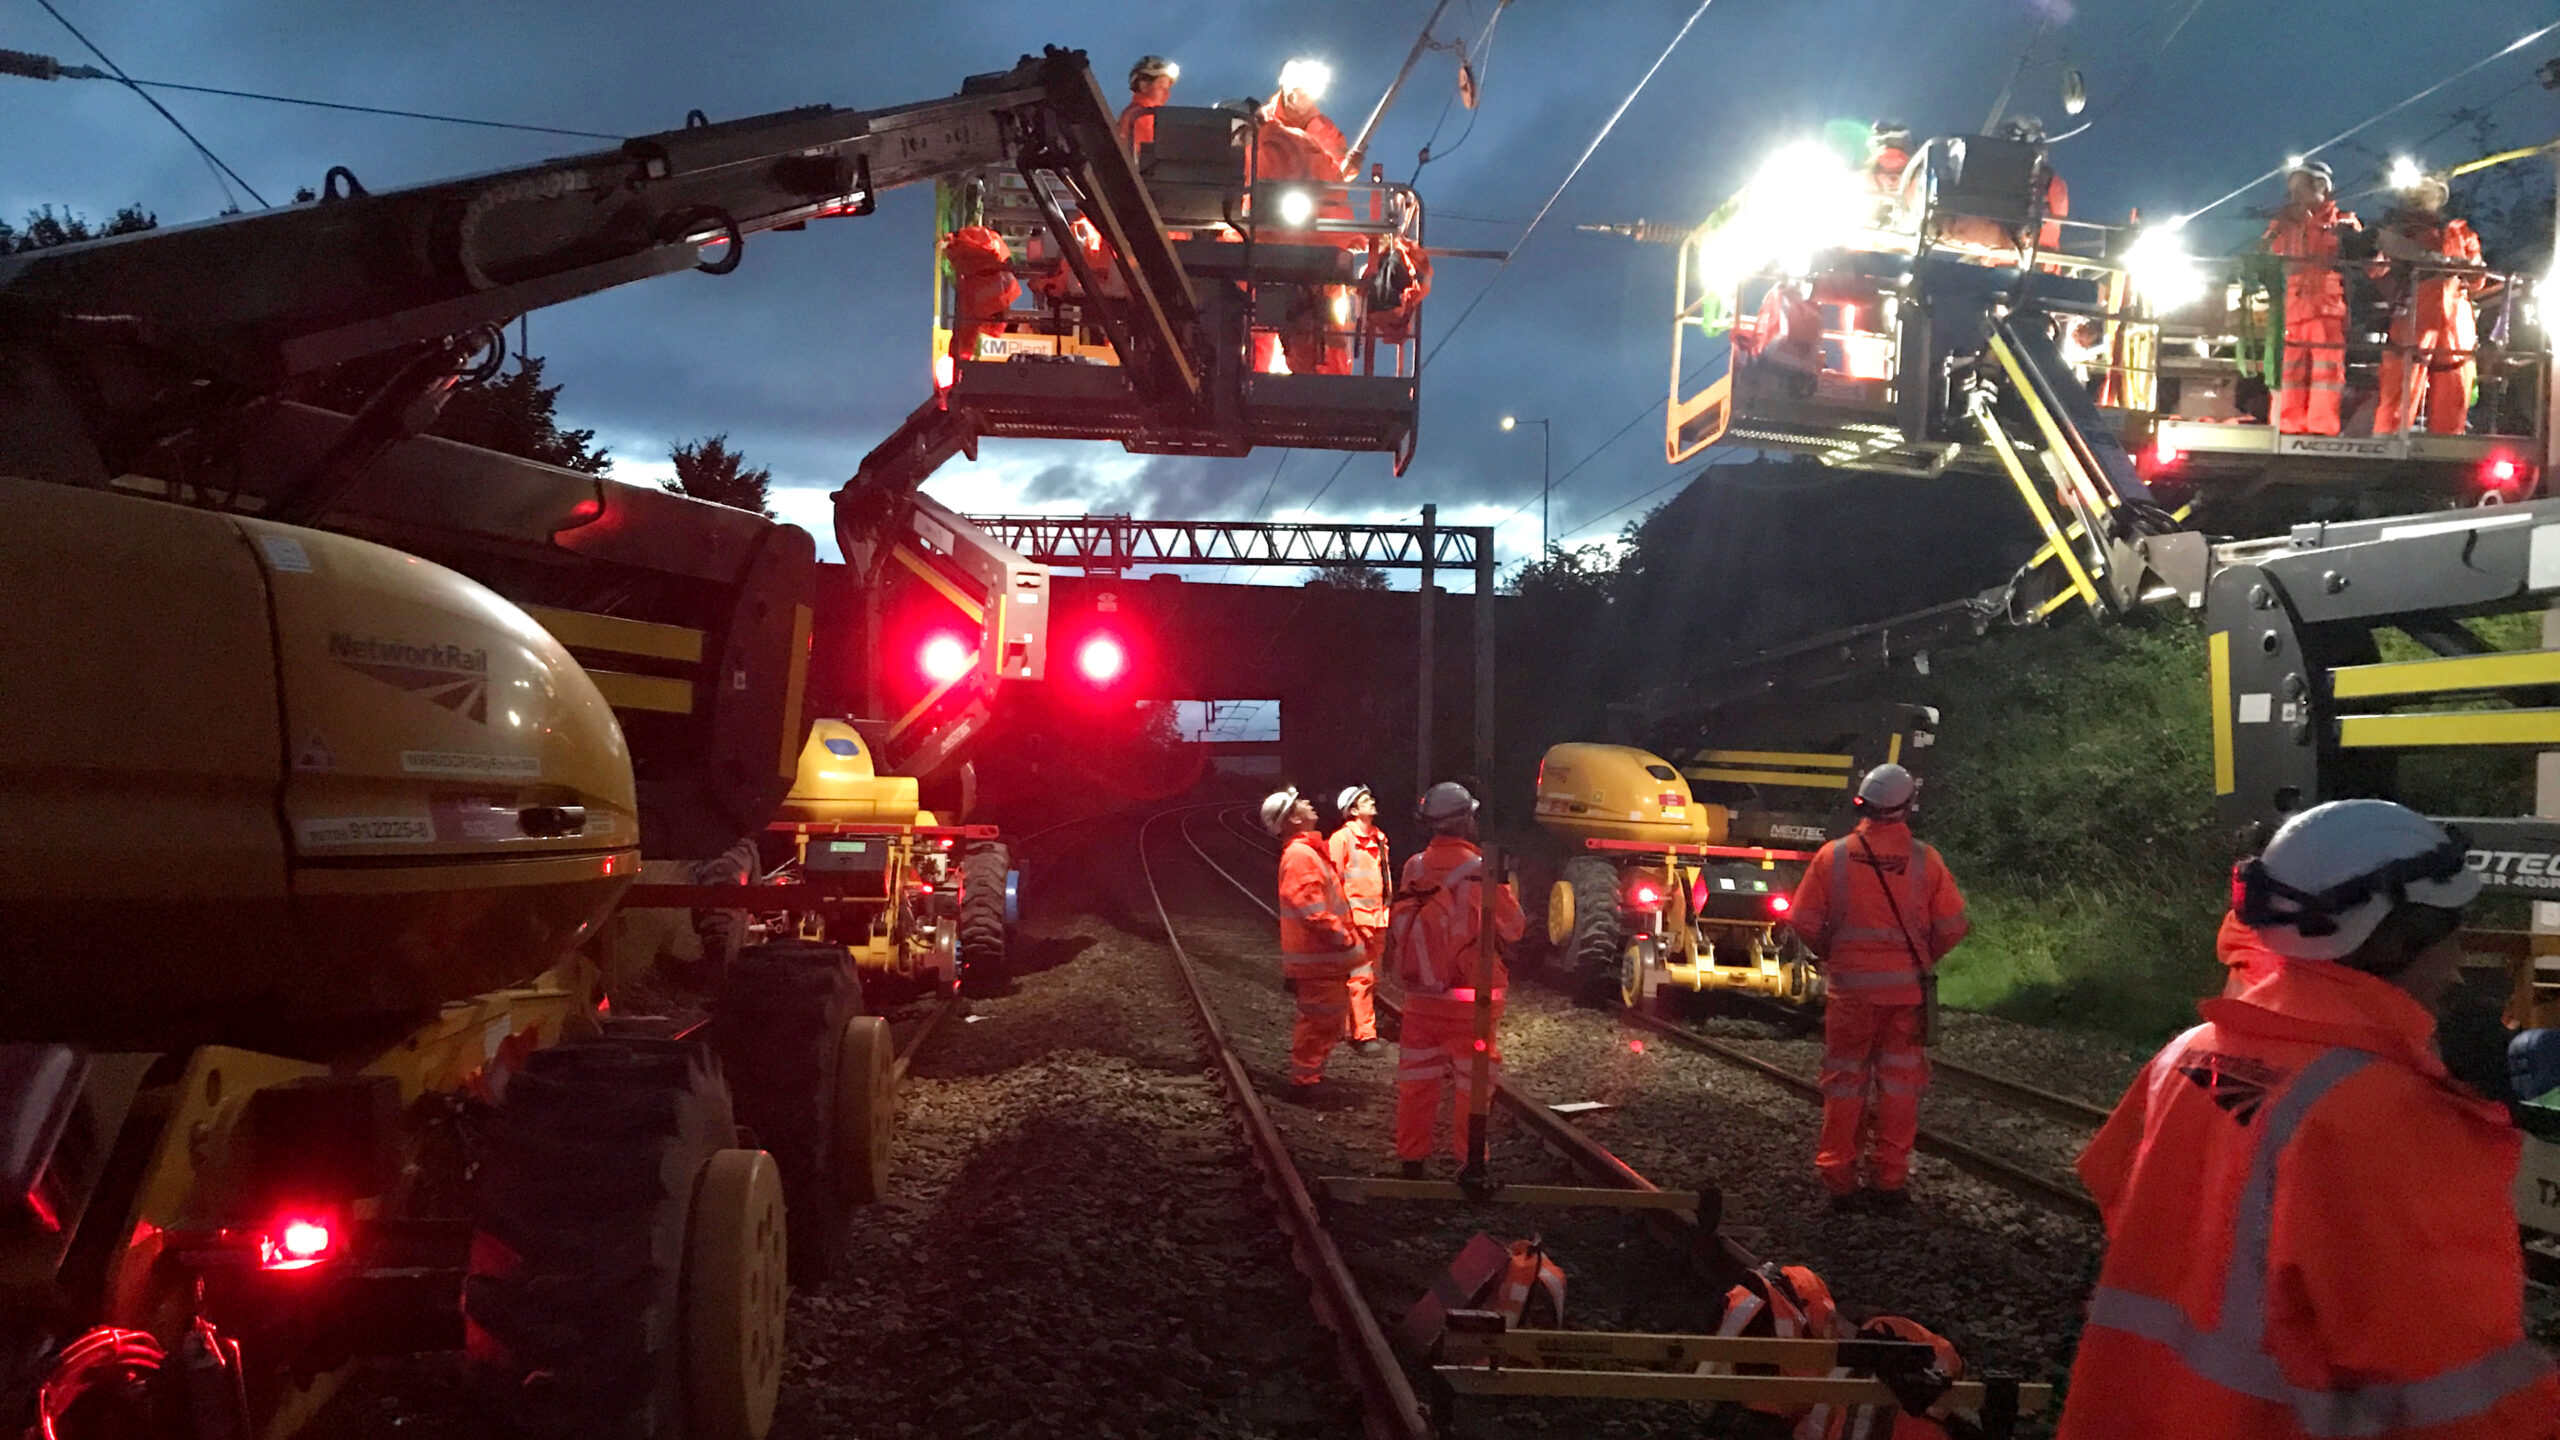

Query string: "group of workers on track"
[1257, 765, 2560, 1436]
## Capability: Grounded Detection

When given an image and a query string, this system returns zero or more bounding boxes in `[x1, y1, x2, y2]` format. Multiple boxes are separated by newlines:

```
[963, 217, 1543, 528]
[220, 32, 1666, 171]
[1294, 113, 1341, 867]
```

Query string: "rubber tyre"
[683, 1149, 789, 1440]
[832, 1015, 895, 1205]
[710, 942, 862, 1285]
[691, 838, 762, 984]
[464, 1038, 743, 1440]
[1558, 857, 1624, 994]
[957, 843, 1011, 995]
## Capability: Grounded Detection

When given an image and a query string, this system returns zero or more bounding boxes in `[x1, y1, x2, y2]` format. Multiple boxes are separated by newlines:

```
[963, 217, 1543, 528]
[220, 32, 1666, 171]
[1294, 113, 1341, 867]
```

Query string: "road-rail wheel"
[711, 942, 862, 1284]
[683, 1148, 789, 1440]
[832, 1014, 894, 1205]
[1555, 857, 1624, 994]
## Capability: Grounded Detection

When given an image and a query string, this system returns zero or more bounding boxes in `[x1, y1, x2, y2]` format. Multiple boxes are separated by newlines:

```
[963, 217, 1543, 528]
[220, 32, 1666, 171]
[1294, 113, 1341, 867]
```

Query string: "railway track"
[1202, 807, 2105, 1220]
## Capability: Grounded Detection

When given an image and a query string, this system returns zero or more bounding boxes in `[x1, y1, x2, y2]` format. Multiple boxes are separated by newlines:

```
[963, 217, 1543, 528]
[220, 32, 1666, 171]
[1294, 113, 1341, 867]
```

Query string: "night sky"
[7, 0, 2556, 570]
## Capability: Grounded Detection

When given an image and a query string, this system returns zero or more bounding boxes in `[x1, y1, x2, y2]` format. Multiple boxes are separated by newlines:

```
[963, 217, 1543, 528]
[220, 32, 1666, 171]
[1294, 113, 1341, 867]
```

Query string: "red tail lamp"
[2483, 453, 2527, 495]
[259, 1215, 336, 1272]
[1075, 633, 1128, 685]
[2152, 435, 2183, 467]
[919, 634, 974, 684]
[1767, 893, 1794, 917]
[1626, 877, 1665, 911]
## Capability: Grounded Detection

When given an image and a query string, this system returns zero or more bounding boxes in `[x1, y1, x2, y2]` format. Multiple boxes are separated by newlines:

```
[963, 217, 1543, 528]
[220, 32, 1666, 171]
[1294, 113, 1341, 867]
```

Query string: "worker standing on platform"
[1263, 787, 1361, 1101]
[2264, 161, 2359, 436]
[1387, 782, 1524, 1177]
[1330, 785, 1389, 1055]
[2058, 800, 2559, 1438]
[1786, 764, 1968, 1210]
[1253, 59, 1356, 376]
[1119, 55, 1177, 151]
[2376, 172, 2487, 436]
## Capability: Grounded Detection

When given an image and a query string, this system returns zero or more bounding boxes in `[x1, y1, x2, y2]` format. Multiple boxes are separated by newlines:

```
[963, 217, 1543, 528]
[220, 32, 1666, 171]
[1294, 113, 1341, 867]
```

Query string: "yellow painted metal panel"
[1685, 767, 1852, 790]
[2337, 709, 2560, 748]
[892, 544, 986, 625]
[521, 605, 705, 664]
[2209, 630, 2234, 795]
[587, 670, 695, 714]
[1697, 749, 1853, 769]
[778, 603, 812, 780]
[2331, 649, 2560, 699]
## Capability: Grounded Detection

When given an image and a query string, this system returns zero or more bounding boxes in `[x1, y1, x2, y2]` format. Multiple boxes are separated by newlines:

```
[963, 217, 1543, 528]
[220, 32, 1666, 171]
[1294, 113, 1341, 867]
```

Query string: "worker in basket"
[2262, 160, 2360, 436]
[1329, 785, 1389, 1055]
[2058, 800, 2560, 1438]
[1119, 54, 1176, 151]
[1386, 782, 1523, 1176]
[1252, 58, 1357, 375]
[2375, 170, 2488, 436]
[1263, 786, 1361, 1101]
[1785, 764, 1968, 1211]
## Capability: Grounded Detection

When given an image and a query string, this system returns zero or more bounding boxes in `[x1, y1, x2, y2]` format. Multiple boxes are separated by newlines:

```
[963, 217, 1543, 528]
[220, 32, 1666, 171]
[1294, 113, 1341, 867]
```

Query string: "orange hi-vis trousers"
[1345, 925, 1383, 1042]
[2277, 310, 2345, 435]
[1285, 956, 1354, 1085]
[1817, 995, 1928, 1194]
[1396, 990, 1502, 1161]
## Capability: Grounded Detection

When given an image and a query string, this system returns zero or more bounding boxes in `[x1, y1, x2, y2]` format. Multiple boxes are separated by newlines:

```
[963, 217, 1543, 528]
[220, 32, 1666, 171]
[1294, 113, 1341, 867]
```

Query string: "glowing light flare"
[1627, 878, 1664, 910]
[1691, 138, 1871, 296]
[1500, 415, 1518, 431]
[1767, 893, 1793, 916]
[933, 353, 956, 391]
[2124, 224, 2207, 312]
[1328, 289, 1353, 326]
[260, 1216, 335, 1271]
[1278, 58, 1332, 101]
[919, 634, 974, 683]
[1075, 633, 1129, 685]
[2484, 454, 2525, 493]
[1276, 187, 1316, 227]
[2154, 434, 2184, 467]
[2388, 155, 2426, 192]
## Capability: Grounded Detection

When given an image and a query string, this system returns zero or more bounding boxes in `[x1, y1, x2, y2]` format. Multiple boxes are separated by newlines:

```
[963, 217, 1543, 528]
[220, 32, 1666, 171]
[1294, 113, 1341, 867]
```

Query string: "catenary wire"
[33, 0, 265, 208]
[1418, 0, 1720, 372]
[87, 75, 621, 139]
[2182, 19, 2560, 224]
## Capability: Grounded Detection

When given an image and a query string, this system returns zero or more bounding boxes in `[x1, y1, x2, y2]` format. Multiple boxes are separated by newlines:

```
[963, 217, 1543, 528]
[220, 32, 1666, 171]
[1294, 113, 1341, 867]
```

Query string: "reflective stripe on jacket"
[1785, 820, 1967, 1006]
[2057, 959, 2559, 1439]
[1388, 837, 1524, 996]
[1330, 821, 1391, 927]
[1277, 830, 1359, 962]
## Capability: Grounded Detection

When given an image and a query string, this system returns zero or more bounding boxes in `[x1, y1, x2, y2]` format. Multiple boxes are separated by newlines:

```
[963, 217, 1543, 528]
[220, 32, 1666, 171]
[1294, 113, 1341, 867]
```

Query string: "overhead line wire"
[33, 0, 265, 208]
[89, 76, 621, 138]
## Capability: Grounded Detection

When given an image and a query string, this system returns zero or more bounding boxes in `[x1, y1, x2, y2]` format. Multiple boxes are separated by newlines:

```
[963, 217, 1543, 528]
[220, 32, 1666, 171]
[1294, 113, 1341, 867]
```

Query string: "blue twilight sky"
[7, 0, 2557, 571]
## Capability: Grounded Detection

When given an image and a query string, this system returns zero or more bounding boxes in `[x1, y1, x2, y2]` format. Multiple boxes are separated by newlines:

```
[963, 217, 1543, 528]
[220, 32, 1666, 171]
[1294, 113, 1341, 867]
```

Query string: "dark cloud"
[9, 0, 2554, 563]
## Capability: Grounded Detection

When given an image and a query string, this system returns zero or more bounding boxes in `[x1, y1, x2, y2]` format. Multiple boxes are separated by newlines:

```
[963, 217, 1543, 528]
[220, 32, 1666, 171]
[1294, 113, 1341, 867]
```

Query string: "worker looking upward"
[1118, 55, 1176, 151]
[1386, 783, 1523, 1176]
[2058, 800, 2559, 1438]
[1329, 785, 1389, 1055]
[2376, 172, 2487, 436]
[2262, 161, 2359, 437]
[1263, 787, 1361, 1100]
[1785, 764, 1968, 1210]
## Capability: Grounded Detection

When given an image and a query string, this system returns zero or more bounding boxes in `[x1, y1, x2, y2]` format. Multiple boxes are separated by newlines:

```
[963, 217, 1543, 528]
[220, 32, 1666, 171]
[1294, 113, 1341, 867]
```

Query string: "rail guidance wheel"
[833, 1014, 894, 1205]
[1619, 933, 1660, 1011]
[683, 1148, 788, 1440]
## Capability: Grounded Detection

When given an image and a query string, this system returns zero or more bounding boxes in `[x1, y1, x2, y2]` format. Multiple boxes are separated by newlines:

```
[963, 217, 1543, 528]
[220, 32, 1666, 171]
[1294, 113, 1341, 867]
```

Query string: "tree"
[304, 351, 613, 474]
[0, 204, 157, 252]
[1303, 559, 1391, 591]
[664, 434, 775, 516]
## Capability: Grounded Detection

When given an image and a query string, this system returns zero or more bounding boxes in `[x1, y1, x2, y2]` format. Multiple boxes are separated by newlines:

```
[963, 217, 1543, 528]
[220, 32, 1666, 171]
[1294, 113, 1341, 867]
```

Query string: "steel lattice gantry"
[965, 509, 1497, 793]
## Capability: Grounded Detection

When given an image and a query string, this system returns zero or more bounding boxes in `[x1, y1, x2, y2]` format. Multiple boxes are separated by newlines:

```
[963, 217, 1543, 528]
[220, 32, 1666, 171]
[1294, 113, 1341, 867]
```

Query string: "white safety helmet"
[1259, 787, 1302, 836]
[1854, 763, 1918, 814]
[2236, 800, 2480, 962]
[2288, 157, 2334, 186]
[1336, 785, 1373, 815]
[1416, 781, 1479, 824]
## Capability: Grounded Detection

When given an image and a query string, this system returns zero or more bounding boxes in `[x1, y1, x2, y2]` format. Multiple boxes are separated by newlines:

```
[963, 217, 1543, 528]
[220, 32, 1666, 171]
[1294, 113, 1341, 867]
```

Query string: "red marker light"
[2153, 435, 2182, 467]
[919, 635, 973, 683]
[1768, 893, 1793, 916]
[2485, 454, 2523, 492]
[1628, 1040, 1645, 1054]
[1076, 634, 1128, 685]
[1628, 878, 1664, 910]
[260, 1216, 335, 1271]
[1472, 1038, 1488, 1053]
[933, 353, 957, 391]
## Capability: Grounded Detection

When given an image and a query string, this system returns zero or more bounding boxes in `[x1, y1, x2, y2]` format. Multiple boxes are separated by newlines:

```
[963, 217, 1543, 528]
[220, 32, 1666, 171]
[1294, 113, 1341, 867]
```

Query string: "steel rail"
[1201, 814, 2099, 1220]
[1175, 809, 1758, 1280]
[891, 993, 956, 1084]
[1137, 807, 1432, 1440]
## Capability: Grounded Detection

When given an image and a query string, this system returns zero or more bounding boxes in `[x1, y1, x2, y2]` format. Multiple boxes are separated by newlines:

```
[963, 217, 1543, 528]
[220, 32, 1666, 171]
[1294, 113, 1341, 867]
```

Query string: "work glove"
[2510, 1029, 2560, 1103]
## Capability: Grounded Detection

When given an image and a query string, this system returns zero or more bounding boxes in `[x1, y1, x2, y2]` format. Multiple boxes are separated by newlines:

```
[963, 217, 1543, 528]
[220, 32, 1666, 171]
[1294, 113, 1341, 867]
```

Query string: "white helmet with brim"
[2236, 799, 2480, 961]
[1260, 787, 1302, 836]
[1416, 781, 1478, 823]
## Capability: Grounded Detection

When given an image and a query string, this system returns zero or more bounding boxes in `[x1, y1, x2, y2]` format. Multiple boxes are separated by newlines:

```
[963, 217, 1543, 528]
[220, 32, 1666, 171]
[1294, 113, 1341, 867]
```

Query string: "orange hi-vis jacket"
[1787, 820, 1968, 1006]
[2266, 199, 2351, 320]
[2058, 959, 2560, 1439]
[1389, 837, 1524, 1015]
[1330, 820, 1391, 928]
[1277, 829, 1360, 977]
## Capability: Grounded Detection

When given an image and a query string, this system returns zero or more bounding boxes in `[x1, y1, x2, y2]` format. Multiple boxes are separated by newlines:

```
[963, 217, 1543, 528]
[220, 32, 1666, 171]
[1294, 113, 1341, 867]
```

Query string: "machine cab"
[932, 103, 1428, 471]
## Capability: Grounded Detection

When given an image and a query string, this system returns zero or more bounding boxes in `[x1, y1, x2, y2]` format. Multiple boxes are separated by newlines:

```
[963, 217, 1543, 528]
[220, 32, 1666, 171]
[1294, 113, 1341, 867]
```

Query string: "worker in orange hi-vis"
[1117, 55, 1176, 152]
[1386, 782, 1524, 1178]
[1785, 763, 1968, 1211]
[2263, 160, 2360, 436]
[2216, 820, 2281, 998]
[2058, 800, 2560, 1439]
[1252, 58, 1356, 376]
[2376, 171, 2488, 435]
[1328, 785, 1389, 1055]
[1262, 787, 1361, 1101]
